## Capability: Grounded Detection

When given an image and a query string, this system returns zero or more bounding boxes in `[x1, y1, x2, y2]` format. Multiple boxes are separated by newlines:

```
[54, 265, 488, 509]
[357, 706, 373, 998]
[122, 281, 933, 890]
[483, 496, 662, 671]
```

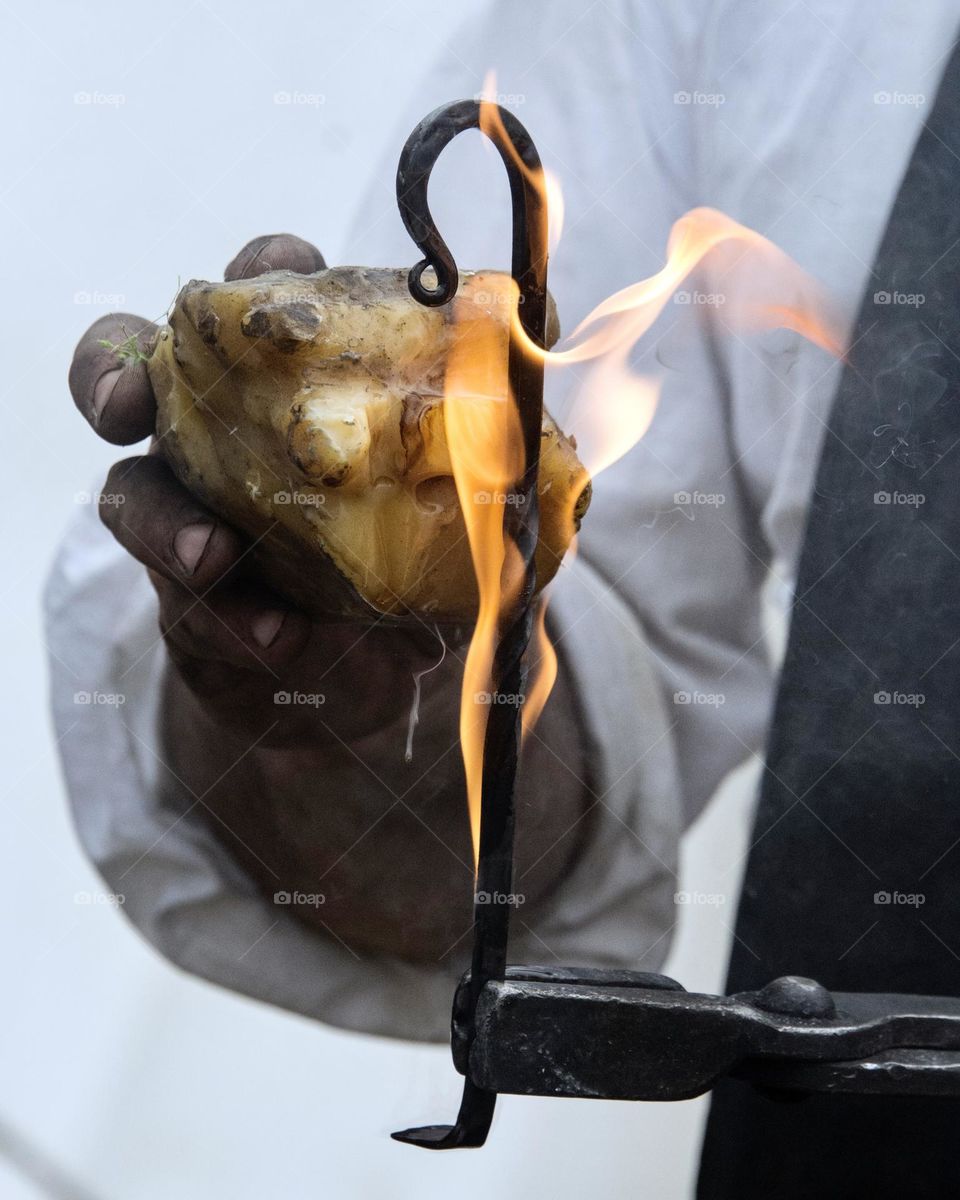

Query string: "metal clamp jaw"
[458, 966, 960, 1103]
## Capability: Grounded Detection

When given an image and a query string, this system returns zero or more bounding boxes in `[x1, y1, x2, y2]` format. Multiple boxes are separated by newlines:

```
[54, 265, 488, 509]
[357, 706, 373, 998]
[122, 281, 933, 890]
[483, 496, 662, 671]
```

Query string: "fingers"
[69, 313, 159, 445]
[70, 237, 326, 444]
[101, 455, 310, 670]
[76, 233, 326, 674]
[155, 574, 311, 672]
[100, 455, 246, 588]
[224, 234, 326, 281]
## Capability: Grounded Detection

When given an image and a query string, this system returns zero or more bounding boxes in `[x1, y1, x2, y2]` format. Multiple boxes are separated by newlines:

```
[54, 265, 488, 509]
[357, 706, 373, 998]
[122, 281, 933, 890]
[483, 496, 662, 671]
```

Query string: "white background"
[0, 2, 754, 1196]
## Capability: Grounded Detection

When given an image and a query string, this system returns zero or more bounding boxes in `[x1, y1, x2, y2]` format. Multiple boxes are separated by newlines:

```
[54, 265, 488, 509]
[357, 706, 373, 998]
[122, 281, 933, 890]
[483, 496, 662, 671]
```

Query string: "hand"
[68, 234, 450, 749]
[67, 234, 587, 961]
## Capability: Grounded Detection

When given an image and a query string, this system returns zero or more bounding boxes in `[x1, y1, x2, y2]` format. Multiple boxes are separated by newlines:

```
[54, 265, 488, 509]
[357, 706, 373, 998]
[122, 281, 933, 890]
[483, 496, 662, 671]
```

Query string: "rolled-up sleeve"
[45, 0, 785, 1039]
[45, 499, 681, 1038]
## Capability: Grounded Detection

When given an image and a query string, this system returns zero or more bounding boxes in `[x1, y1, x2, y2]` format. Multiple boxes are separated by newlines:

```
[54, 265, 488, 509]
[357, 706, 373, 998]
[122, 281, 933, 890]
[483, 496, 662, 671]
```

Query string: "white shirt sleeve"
[51, 0, 939, 1038]
[44, 1, 692, 1040]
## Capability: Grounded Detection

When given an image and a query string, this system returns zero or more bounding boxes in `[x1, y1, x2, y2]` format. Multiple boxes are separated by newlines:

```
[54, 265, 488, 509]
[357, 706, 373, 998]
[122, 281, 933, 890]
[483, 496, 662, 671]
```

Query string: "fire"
[447, 86, 845, 869]
[514, 209, 844, 759]
[444, 275, 525, 868]
[521, 598, 559, 741]
[522, 206, 843, 480]
[478, 71, 563, 254]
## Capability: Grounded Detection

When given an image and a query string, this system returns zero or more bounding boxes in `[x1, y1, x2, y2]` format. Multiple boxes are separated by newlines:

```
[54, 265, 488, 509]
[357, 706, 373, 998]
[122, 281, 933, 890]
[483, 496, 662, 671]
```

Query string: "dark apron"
[698, 37, 960, 1200]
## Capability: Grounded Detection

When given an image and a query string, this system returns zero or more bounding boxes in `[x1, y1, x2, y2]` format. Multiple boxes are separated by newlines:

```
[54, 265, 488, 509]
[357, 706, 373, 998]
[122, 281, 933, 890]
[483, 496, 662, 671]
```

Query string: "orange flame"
[447, 82, 845, 868]
[521, 206, 843, 482]
[444, 274, 525, 869]
[478, 73, 562, 255]
[437, 87, 559, 870]
[521, 598, 559, 741]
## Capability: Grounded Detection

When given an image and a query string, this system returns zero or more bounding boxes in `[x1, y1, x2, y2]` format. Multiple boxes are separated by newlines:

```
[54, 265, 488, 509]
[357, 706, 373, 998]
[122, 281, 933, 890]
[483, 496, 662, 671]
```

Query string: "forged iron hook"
[391, 99, 549, 1150]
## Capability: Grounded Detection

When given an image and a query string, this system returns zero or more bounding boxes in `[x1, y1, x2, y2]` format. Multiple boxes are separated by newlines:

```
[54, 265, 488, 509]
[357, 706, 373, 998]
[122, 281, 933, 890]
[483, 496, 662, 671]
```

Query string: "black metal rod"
[466, 972, 960, 1102]
[391, 100, 548, 1149]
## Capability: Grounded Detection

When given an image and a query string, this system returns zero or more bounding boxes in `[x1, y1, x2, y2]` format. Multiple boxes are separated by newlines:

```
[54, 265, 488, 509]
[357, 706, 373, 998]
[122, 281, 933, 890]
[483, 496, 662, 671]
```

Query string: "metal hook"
[391, 99, 549, 1150]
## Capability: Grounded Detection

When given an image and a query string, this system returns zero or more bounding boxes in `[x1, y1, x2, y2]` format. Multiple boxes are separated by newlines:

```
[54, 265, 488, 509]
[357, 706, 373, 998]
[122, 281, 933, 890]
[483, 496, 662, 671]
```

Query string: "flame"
[447, 83, 845, 868]
[436, 84, 560, 870]
[444, 275, 525, 869]
[478, 73, 562, 254]
[520, 208, 842, 742]
[545, 208, 842, 364]
[521, 597, 559, 742]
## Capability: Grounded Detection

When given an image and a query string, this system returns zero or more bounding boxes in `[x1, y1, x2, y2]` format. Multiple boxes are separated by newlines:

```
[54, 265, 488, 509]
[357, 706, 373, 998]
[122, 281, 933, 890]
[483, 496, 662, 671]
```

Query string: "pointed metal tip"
[391, 1123, 460, 1149]
[392, 1074, 496, 1149]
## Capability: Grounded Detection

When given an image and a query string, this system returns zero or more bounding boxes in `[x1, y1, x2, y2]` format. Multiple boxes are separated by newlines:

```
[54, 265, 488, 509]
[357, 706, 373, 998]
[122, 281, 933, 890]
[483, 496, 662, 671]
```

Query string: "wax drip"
[404, 625, 447, 763]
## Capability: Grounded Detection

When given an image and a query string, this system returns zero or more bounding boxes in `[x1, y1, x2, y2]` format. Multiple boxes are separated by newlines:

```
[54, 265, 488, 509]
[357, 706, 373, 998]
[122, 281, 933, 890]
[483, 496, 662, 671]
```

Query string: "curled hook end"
[408, 259, 455, 307]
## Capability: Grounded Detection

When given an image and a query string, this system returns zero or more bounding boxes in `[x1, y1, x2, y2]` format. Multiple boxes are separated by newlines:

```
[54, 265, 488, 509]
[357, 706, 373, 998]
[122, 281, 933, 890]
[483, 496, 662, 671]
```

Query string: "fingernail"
[93, 367, 123, 421]
[173, 522, 214, 575]
[225, 234, 326, 281]
[251, 610, 286, 648]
